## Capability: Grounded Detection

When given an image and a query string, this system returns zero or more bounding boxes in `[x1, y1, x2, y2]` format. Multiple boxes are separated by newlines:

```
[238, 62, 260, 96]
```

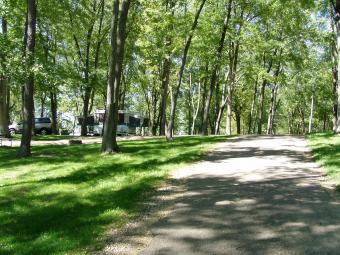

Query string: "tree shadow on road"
[137, 136, 340, 255]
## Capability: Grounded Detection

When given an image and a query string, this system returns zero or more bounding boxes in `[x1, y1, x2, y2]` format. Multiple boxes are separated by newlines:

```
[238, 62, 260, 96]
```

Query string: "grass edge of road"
[306, 133, 340, 191]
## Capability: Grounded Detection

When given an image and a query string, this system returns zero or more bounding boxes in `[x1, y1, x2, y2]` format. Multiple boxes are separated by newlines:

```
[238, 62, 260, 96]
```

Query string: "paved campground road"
[136, 136, 340, 255]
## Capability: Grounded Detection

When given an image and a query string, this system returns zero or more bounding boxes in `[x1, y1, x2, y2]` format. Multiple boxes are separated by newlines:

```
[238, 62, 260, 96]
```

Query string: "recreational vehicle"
[73, 110, 149, 136]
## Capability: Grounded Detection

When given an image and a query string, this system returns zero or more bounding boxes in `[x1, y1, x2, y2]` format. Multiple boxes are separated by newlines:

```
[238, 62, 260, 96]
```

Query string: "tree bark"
[332, 62, 338, 132]
[235, 107, 241, 135]
[202, 0, 232, 135]
[159, 0, 175, 136]
[159, 54, 171, 136]
[225, 40, 240, 135]
[266, 60, 281, 135]
[257, 50, 277, 134]
[288, 111, 292, 134]
[335, 0, 340, 133]
[0, 78, 8, 136]
[0, 17, 9, 137]
[299, 107, 306, 134]
[308, 92, 314, 134]
[102, 0, 131, 153]
[191, 81, 201, 135]
[330, 1, 338, 132]
[248, 76, 258, 134]
[50, 91, 58, 134]
[17, 0, 36, 157]
[166, 0, 206, 140]
[40, 93, 46, 117]
[69, 1, 98, 136]
[214, 70, 229, 135]
[266, 85, 278, 135]
[200, 63, 208, 133]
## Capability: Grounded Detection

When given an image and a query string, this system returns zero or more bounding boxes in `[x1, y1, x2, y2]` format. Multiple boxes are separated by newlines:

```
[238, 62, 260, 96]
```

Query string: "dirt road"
[138, 136, 340, 255]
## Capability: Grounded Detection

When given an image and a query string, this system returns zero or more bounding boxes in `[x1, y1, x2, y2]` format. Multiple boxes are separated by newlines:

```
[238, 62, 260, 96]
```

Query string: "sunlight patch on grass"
[306, 133, 340, 188]
[0, 136, 227, 255]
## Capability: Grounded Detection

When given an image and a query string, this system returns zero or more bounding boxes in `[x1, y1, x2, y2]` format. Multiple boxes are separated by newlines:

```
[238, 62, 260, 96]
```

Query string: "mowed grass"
[0, 136, 226, 255]
[12, 134, 76, 141]
[306, 133, 340, 189]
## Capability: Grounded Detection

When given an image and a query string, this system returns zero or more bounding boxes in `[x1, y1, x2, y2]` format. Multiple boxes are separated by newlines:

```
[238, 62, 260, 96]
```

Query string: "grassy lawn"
[0, 136, 226, 255]
[11, 135, 75, 141]
[306, 133, 340, 189]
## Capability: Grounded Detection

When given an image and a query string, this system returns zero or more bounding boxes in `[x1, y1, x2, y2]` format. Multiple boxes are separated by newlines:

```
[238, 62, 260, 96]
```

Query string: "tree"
[17, 0, 37, 157]
[0, 17, 9, 137]
[202, 0, 232, 135]
[101, 0, 131, 153]
[333, 0, 340, 133]
[166, 0, 206, 140]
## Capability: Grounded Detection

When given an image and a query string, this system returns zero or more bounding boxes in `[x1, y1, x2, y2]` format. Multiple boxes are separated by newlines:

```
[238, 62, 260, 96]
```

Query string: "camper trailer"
[73, 110, 149, 136]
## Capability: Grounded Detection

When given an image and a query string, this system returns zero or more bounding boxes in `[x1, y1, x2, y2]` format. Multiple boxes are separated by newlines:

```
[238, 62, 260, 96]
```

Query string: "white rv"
[73, 110, 149, 136]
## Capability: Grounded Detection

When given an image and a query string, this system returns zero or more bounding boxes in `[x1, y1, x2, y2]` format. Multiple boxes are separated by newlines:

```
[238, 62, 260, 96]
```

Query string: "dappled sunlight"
[0, 136, 226, 255]
[140, 136, 340, 255]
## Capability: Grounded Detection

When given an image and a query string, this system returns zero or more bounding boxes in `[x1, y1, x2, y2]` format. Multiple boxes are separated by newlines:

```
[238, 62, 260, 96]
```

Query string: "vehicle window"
[42, 118, 51, 123]
[35, 118, 51, 123]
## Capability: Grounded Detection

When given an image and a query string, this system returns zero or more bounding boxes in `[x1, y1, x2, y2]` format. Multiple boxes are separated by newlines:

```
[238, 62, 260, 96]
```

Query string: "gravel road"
[137, 136, 340, 255]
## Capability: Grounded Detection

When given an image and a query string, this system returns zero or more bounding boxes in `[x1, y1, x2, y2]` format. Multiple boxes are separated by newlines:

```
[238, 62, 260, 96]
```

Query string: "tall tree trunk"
[69, 1, 96, 136]
[235, 107, 241, 135]
[187, 74, 193, 134]
[6, 82, 10, 126]
[18, 0, 36, 157]
[323, 110, 327, 132]
[40, 93, 46, 117]
[225, 41, 240, 135]
[335, 0, 340, 133]
[248, 76, 258, 134]
[267, 85, 278, 135]
[202, 0, 232, 135]
[159, 56, 171, 136]
[159, 0, 175, 136]
[332, 63, 338, 132]
[191, 80, 201, 135]
[0, 78, 8, 136]
[330, 2, 338, 132]
[214, 70, 229, 135]
[200, 64, 208, 133]
[226, 94, 232, 135]
[80, 22, 94, 136]
[225, 88, 234, 136]
[81, 87, 91, 136]
[0, 17, 9, 137]
[288, 111, 292, 134]
[102, 0, 131, 153]
[257, 79, 267, 134]
[257, 50, 277, 134]
[166, 0, 206, 140]
[299, 107, 306, 134]
[50, 91, 58, 134]
[225, 9, 243, 135]
[308, 92, 314, 134]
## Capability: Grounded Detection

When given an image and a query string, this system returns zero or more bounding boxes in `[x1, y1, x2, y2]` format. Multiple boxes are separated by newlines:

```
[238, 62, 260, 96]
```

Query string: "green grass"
[12, 134, 75, 141]
[0, 136, 227, 255]
[306, 133, 340, 189]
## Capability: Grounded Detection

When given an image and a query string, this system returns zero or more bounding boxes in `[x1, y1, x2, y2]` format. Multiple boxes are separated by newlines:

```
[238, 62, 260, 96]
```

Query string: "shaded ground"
[132, 136, 340, 255]
[0, 136, 226, 255]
